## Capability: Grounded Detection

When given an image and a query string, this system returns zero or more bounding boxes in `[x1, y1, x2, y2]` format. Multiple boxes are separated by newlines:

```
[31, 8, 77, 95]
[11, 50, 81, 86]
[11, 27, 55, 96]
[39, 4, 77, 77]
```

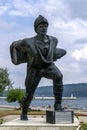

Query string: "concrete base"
[46, 110, 74, 124]
[0, 116, 79, 130]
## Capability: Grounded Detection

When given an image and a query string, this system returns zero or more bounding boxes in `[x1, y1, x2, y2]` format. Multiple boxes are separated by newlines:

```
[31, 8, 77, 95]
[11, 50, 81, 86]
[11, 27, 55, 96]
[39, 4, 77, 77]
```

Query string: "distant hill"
[1, 83, 87, 97]
[34, 83, 87, 97]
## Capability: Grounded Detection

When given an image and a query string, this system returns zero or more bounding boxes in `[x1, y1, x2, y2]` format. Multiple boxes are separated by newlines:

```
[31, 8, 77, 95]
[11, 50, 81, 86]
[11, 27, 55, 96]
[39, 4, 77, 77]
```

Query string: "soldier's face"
[36, 23, 48, 35]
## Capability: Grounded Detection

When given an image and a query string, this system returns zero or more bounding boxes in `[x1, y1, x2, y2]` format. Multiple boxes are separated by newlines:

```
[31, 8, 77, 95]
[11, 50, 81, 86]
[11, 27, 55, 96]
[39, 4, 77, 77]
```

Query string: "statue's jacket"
[10, 35, 66, 68]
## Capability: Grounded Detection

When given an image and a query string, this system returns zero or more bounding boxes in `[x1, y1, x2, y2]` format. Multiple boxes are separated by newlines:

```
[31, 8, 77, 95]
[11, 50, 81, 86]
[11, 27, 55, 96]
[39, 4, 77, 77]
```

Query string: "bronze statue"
[10, 15, 67, 120]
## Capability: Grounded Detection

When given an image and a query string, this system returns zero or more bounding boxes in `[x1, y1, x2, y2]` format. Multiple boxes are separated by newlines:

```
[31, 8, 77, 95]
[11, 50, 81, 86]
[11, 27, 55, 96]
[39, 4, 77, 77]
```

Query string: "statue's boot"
[20, 114, 28, 120]
[20, 94, 32, 120]
[20, 103, 28, 120]
[54, 103, 64, 111]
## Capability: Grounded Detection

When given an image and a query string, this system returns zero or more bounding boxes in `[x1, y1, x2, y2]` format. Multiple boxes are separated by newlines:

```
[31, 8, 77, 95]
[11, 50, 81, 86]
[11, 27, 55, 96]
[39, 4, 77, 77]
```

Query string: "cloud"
[0, 19, 16, 30]
[1, 0, 87, 21]
[9, 0, 36, 16]
[44, 0, 70, 19]
[0, 0, 87, 86]
[0, 4, 9, 15]
[75, 37, 87, 44]
[0, 0, 70, 18]
[63, 0, 87, 20]
[52, 18, 87, 36]
[0, 0, 49, 17]
[0, 0, 35, 16]
[72, 45, 87, 61]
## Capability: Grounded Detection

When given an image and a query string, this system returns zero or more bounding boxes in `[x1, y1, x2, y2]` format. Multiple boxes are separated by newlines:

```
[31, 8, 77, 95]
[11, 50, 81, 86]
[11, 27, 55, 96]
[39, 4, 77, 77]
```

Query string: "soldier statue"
[10, 15, 67, 120]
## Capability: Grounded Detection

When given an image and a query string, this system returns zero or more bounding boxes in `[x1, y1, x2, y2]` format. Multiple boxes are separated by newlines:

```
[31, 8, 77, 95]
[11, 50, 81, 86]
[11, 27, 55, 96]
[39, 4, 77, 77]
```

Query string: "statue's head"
[34, 15, 49, 33]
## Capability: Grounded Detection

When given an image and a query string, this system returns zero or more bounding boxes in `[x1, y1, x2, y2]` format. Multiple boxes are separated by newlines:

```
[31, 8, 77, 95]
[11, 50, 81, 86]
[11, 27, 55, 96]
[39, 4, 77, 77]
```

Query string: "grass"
[0, 108, 46, 117]
[81, 123, 87, 130]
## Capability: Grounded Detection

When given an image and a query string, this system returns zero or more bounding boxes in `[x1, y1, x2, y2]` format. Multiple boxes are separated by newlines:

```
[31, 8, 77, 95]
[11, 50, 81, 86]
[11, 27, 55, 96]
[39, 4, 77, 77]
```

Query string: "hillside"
[1, 83, 87, 97]
[34, 83, 87, 97]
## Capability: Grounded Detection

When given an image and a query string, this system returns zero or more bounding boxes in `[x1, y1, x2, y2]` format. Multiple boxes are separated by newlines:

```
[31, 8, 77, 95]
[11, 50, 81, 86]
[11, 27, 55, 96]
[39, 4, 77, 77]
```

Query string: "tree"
[6, 88, 24, 108]
[0, 68, 13, 94]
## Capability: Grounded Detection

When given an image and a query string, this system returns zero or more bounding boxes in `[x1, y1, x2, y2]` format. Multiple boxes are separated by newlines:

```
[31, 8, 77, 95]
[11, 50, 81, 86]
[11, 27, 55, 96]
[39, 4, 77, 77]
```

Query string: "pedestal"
[46, 110, 74, 124]
[0, 116, 79, 130]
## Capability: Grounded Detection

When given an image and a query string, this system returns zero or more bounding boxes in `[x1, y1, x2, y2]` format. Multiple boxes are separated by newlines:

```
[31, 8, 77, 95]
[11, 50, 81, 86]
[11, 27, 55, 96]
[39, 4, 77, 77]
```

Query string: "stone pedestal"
[46, 110, 74, 124]
[0, 116, 79, 130]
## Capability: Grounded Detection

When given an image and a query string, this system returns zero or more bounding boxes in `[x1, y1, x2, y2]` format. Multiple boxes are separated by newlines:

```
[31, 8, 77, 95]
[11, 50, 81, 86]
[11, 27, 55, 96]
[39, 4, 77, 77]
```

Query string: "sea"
[0, 97, 87, 110]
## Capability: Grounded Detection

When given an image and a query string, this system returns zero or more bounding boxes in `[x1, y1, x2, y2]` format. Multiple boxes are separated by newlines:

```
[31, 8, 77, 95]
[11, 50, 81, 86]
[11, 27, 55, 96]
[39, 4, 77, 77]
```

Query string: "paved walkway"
[2, 115, 46, 123]
[74, 110, 87, 123]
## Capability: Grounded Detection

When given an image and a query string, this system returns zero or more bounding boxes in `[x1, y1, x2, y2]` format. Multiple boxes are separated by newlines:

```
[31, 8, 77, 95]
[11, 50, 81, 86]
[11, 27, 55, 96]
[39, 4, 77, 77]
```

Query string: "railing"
[0, 96, 77, 100]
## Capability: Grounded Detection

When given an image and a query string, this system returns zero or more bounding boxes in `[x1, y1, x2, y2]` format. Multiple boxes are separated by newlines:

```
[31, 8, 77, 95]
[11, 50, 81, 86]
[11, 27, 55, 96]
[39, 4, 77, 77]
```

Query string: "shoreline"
[0, 104, 87, 110]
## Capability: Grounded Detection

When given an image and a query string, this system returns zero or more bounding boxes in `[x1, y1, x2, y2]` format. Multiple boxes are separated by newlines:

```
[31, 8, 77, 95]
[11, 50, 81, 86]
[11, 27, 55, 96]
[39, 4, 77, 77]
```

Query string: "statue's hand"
[12, 42, 18, 48]
[53, 48, 67, 61]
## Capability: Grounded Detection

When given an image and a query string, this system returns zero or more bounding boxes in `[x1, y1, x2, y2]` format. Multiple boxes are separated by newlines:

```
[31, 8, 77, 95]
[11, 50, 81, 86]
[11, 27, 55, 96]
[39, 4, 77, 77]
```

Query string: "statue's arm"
[51, 37, 67, 61]
[10, 39, 29, 65]
[11, 40, 28, 52]
[53, 48, 67, 61]
[10, 39, 35, 65]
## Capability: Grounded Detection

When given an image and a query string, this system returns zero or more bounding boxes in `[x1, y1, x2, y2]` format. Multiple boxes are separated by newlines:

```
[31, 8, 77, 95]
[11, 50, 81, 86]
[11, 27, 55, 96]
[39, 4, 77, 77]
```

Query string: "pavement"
[1, 115, 46, 123]
[74, 110, 87, 123]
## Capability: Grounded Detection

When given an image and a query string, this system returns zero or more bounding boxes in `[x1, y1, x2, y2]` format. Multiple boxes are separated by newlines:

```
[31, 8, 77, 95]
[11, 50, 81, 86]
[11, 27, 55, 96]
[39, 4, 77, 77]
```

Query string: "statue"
[10, 15, 67, 120]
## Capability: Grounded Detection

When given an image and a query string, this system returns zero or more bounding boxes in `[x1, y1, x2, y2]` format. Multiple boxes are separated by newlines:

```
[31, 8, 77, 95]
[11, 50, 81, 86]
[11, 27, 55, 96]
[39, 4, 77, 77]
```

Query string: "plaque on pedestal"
[46, 110, 74, 124]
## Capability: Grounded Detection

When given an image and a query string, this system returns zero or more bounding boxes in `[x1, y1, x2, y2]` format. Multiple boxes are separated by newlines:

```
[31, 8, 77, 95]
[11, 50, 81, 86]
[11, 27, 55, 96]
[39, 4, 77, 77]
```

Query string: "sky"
[0, 0, 87, 88]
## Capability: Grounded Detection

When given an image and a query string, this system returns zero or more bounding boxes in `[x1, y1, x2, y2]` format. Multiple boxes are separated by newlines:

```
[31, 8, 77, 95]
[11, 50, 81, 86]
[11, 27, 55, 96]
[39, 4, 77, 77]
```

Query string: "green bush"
[7, 89, 24, 108]
[0, 118, 3, 124]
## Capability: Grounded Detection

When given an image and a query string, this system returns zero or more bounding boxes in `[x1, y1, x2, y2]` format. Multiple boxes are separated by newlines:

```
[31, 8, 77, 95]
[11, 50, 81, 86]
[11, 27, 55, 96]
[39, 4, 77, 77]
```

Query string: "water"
[0, 97, 87, 110]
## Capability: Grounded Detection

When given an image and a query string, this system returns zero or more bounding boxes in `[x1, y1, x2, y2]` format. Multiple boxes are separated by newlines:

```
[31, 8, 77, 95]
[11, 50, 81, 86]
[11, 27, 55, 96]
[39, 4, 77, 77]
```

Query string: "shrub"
[7, 89, 24, 108]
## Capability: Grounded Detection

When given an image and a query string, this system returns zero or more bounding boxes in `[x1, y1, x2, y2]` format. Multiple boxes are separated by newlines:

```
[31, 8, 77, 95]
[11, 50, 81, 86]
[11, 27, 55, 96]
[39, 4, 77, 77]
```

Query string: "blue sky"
[0, 0, 87, 88]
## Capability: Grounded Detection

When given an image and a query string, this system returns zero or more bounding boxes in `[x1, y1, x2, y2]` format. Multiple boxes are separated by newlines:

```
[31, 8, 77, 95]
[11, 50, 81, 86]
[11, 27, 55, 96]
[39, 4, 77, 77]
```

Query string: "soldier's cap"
[34, 15, 49, 31]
